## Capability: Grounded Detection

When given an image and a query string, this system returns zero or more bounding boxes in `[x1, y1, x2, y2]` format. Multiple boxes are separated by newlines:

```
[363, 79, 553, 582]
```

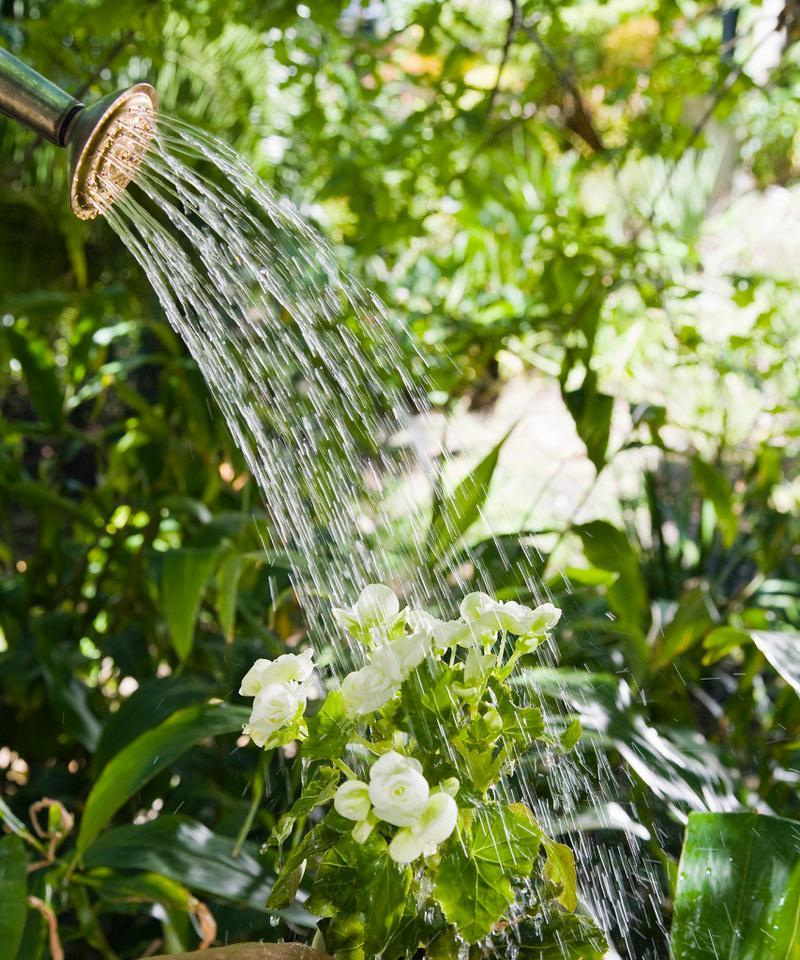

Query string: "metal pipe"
[0, 48, 84, 145]
[0, 48, 158, 219]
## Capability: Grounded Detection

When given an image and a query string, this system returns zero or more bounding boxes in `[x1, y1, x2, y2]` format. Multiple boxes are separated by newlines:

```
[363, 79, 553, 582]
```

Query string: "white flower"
[459, 591, 497, 621]
[368, 751, 430, 827]
[388, 792, 459, 864]
[524, 602, 562, 635]
[342, 648, 403, 714]
[334, 780, 371, 822]
[495, 601, 539, 635]
[243, 683, 302, 747]
[378, 628, 432, 676]
[332, 583, 403, 639]
[239, 649, 315, 697]
[410, 611, 469, 651]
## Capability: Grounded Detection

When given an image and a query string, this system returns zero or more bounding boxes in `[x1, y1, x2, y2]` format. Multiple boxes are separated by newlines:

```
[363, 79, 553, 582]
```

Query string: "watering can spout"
[0, 48, 157, 219]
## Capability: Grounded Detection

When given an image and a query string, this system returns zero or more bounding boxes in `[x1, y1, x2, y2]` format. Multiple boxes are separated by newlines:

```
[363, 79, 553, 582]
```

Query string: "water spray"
[0, 48, 156, 219]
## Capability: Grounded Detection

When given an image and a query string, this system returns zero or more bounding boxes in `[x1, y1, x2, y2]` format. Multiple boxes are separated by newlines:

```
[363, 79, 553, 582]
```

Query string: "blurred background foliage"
[1, 0, 800, 957]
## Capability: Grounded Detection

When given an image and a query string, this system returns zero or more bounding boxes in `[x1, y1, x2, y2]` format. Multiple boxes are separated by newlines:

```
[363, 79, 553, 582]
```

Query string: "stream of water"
[98, 113, 740, 958]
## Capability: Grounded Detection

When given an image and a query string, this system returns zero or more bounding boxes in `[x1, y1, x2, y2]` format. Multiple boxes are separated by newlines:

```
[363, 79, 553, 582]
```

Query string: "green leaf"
[0, 797, 38, 849]
[751, 631, 800, 697]
[216, 549, 243, 643]
[670, 812, 800, 960]
[563, 373, 613, 471]
[267, 814, 346, 910]
[307, 833, 413, 958]
[470, 802, 542, 873]
[3, 328, 63, 430]
[77, 868, 192, 910]
[93, 676, 214, 771]
[83, 815, 282, 913]
[516, 907, 607, 958]
[560, 718, 582, 751]
[267, 765, 341, 851]
[691, 455, 738, 548]
[161, 548, 219, 660]
[427, 429, 510, 563]
[303, 690, 355, 761]
[433, 831, 514, 943]
[543, 838, 577, 912]
[76, 703, 249, 859]
[702, 626, 750, 665]
[656, 587, 716, 669]
[574, 520, 649, 635]
[0, 835, 27, 960]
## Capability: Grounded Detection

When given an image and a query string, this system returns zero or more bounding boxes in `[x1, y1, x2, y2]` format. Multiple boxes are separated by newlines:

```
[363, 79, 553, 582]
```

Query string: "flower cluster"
[239, 648, 314, 748]
[335, 584, 561, 716]
[238, 584, 578, 956]
[334, 751, 459, 863]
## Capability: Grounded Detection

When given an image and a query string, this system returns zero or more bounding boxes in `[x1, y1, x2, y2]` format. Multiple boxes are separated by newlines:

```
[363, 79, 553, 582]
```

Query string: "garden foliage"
[1, 1, 800, 958]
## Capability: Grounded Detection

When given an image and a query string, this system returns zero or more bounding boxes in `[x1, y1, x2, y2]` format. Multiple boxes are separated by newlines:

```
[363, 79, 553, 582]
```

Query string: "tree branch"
[521, 18, 604, 152]
[487, 0, 521, 116]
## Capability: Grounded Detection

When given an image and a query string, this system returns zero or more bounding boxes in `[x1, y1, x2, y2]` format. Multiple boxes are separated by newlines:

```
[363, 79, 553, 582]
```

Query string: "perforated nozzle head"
[67, 83, 157, 220]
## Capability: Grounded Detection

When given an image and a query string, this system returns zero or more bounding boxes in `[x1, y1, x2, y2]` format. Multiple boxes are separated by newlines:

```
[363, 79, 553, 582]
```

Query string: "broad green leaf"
[751, 631, 800, 697]
[470, 802, 542, 872]
[303, 690, 355, 761]
[77, 868, 192, 910]
[691, 455, 738, 548]
[427, 429, 510, 563]
[563, 374, 614, 471]
[543, 838, 577, 912]
[93, 676, 214, 771]
[656, 587, 716, 669]
[83, 815, 286, 914]
[517, 908, 607, 958]
[3, 328, 63, 430]
[161, 548, 219, 660]
[574, 521, 649, 635]
[76, 703, 249, 858]
[216, 548, 244, 643]
[306, 833, 412, 958]
[0, 835, 27, 960]
[670, 812, 800, 960]
[433, 831, 514, 943]
[702, 626, 751, 665]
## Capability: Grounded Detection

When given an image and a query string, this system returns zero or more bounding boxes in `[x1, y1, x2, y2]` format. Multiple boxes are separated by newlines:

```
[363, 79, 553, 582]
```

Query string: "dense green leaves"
[670, 812, 800, 960]
[0, 836, 27, 960]
[84, 815, 275, 912]
[76, 703, 249, 858]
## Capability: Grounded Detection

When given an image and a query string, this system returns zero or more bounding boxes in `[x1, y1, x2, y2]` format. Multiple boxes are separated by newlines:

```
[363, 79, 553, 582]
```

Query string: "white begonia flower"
[410, 611, 470, 652]
[340, 661, 398, 716]
[495, 601, 539, 635]
[377, 628, 432, 677]
[525, 602, 562, 634]
[239, 648, 315, 697]
[340, 628, 431, 716]
[334, 780, 371, 822]
[368, 751, 430, 827]
[388, 791, 459, 864]
[332, 583, 402, 640]
[243, 682, 302, 747]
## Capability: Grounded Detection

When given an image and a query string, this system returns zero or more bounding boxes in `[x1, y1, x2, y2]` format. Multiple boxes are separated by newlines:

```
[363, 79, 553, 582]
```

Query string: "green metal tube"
[0, 48, 83, 145]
